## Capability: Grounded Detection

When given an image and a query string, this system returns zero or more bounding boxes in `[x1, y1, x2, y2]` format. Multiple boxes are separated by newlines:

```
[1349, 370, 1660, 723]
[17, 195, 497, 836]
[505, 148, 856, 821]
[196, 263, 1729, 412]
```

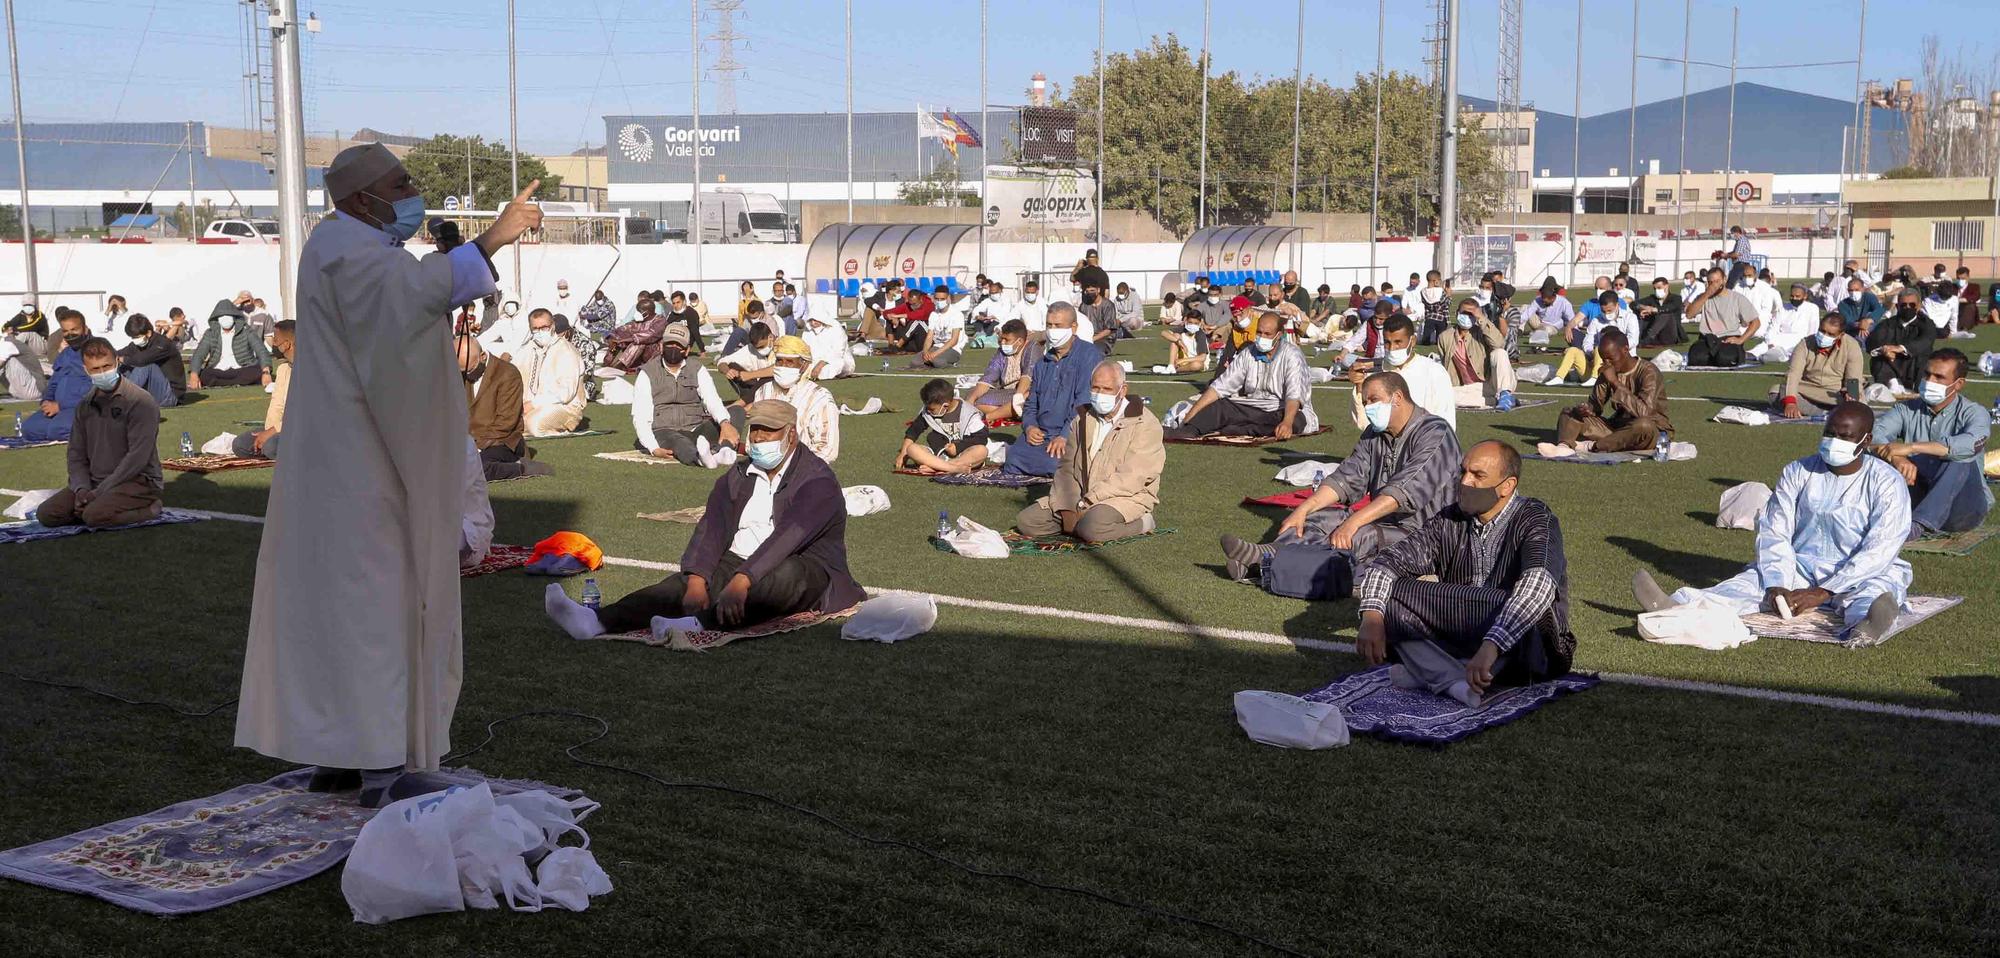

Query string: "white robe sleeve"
[1754, 461, 1807, 587]
[459, 438, 494, 567]
[632, 369, 659, 451]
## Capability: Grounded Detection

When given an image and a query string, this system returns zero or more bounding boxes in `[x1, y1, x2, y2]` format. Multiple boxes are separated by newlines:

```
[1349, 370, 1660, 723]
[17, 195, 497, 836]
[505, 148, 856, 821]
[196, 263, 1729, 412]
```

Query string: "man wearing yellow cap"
[236, 143, 543, 806]
[753, 334, 840, 463]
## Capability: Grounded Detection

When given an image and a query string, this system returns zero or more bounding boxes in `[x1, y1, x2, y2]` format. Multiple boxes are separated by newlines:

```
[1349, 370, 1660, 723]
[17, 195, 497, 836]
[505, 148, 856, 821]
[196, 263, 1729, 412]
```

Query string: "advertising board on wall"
[984, 165, 1097, 231]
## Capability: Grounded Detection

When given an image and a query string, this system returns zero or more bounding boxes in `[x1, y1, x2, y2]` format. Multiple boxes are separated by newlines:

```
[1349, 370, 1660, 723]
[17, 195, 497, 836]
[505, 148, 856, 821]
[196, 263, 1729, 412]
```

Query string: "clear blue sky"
[14, 0, 1966, 153]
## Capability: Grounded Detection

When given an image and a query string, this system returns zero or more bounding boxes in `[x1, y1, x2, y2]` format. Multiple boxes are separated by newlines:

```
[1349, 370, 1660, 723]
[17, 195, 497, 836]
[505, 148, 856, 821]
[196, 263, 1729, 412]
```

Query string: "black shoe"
[306, 767, 360, 793]
[520, 459, 554, 477]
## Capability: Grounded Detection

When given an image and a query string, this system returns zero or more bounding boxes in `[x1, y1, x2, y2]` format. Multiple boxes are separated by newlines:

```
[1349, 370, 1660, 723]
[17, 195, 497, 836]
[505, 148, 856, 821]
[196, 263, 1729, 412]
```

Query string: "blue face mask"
[1362, 401, 1394, 433]
[364, 191, 426, 242]
[748, 439, 787, 470]
[1089, 391, 1119, 416]
[89, 370, 121, 391]
[1921, 380, 1952, 406]
[1815, 331, 1837, 348]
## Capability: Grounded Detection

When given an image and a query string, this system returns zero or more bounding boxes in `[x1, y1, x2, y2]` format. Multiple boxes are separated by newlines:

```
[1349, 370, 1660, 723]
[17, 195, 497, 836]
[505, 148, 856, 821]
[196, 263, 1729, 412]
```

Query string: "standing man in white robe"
[235, 143, 543, 805]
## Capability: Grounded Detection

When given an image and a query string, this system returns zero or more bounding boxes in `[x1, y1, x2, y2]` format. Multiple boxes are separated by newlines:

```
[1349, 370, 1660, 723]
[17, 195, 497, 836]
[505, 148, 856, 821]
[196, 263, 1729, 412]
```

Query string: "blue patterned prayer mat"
[0, 508, 206, 544]
[1300, 666, 1600, 745]
[930, 470, 1049, 488]
[0, 767, 587, 915]
[1459, 399, 1558, 414]
[0, 436, 62, 450]
[1523, 451, 1650, 466]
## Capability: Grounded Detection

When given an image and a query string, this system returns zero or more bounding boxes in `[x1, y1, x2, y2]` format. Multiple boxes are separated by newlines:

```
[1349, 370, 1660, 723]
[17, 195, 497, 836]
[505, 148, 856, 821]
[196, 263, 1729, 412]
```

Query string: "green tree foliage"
[897, 156, 981, 207]
[1878, 165, 1933, 180]
[1055, 35, 1504, 236]
[400, 134, 563, 211]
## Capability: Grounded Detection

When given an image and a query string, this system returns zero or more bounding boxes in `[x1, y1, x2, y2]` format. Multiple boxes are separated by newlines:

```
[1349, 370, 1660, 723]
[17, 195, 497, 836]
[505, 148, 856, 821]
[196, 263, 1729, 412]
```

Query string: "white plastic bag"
[342, 784, 605, 924]
[1273, 459, 1341, 486]
[201, 432, 238, 456]
[1652, 349, 1686, 371]
[1667, 441, 1698, 461]
[1712, 405, 1770, 427]
[1516, 362, 1553, 383]
[533, 847, 613, 912]
[342, 785, 483, 924]
[1716, 481, 1772, 530]
[842, 484, 891, 517]
[1233, 690, 1349, 750]
[953, 374, 982, 390]
[839, 397, 884, 415]
[3, 488, 55, 520]
[595, 376, 635, 406]
[1863, 382, 1898, 405]
[1979, 351, 2000, 377]
[939, 515, 1008, 559]
[1162, 398, 1195, 429]
[1636, 603, 1756, 650]
[840, 593, 938, 643]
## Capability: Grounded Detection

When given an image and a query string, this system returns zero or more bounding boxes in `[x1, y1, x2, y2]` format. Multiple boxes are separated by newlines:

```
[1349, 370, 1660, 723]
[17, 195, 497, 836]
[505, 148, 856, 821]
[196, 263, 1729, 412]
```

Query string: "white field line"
[8, 489, 1997, 730]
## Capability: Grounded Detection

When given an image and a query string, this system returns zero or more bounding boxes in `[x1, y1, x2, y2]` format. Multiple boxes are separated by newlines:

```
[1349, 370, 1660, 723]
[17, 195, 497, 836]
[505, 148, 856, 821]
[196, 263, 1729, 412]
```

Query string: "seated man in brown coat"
[544, 399, 865, 644]
[1014, 359, 1165, 543]
[460, 334, 551, 481]
[1539, 328, 1672, 456]
[36, 337, 164, 528]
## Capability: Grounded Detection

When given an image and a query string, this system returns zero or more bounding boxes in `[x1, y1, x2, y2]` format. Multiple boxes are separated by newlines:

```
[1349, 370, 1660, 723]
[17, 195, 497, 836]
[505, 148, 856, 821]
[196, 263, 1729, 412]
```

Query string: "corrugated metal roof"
[0, 122, 326, 192]
[1529, 83, 1904, 177]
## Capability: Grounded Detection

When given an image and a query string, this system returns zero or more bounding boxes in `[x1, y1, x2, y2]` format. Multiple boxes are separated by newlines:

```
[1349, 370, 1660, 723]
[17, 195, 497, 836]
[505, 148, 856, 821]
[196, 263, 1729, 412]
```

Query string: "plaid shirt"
[1356, 495, 1569, 657]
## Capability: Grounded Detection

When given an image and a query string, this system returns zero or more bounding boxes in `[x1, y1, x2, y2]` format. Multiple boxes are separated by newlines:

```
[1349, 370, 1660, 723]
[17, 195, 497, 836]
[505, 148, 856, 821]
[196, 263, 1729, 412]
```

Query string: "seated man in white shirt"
[801, 312, 854, 381]
[1348, 313, 1456, 432]
[513, 307, 588, 437]
[1017, 280, 1048, 334]
[969, 279, 1017, 344]
[545, 399, 866, 644]
[909, 287, 966, 368]
[476, 298, 530, 364]
[1737, 264, 1783, 332]
[1753, 283, 1822, 362]
[631, 323, 740, 467]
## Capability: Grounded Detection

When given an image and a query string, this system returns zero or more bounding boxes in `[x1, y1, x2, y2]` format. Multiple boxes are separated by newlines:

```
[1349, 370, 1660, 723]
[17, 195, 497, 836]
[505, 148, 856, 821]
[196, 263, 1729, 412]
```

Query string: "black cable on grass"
[449, 709, 1316, 958]
[1, 668, 237, 717]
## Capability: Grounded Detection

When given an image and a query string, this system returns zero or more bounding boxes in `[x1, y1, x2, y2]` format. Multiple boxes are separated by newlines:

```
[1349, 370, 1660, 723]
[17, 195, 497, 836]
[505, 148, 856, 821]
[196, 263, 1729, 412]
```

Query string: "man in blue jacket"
[1006, 302, 1101, 477]
[18, 309, 91, 441]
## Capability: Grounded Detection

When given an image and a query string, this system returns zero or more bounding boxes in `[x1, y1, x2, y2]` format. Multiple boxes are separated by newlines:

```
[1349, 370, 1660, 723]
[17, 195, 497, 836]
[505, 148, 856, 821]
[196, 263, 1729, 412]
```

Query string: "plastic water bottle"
[882, 359, 891, 371]
[1653, 430, 1670, 463]
[11, 411, 20, 435]
[1313, 468, 1326, 486]
[580, 578, 601, 611]
[179, 430, 194, 457]
[935, 509, 952, 540]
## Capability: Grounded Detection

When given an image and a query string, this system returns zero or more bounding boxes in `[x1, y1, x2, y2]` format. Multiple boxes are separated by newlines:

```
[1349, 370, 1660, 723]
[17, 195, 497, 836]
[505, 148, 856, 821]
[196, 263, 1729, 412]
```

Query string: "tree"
[0, 204, 19, 237]
[1054, 35, 1506, 237]
[400, 134, 563, 211]
[897, 156, 980, 207]
[1880, 165, 1934, 180]
[1899, 37, 2000, 179]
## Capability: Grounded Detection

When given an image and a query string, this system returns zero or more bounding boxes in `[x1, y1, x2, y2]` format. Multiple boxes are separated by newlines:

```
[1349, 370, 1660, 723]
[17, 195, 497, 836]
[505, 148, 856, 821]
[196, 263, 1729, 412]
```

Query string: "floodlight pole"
[4, 0, 33, 301]
[1434, 0, 1460, 278]
[1197, 0, 1210, 231]
[269, 0, 308, 322]
[508, 0, 521, 298]
[1370, 0, 1382, 274]
[691, 0, 702, 294]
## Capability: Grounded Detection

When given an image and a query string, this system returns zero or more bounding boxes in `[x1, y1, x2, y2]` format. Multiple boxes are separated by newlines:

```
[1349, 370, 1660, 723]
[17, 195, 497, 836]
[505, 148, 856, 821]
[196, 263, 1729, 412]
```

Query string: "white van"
[204, 219, 280, 243]
[696, 190, 790, 244]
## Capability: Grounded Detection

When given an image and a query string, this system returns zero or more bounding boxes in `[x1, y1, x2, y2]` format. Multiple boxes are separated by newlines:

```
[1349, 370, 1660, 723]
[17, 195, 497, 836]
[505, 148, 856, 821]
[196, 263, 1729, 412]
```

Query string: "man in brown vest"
[460, 334, 551, 481]
[632, 322, 740, 467]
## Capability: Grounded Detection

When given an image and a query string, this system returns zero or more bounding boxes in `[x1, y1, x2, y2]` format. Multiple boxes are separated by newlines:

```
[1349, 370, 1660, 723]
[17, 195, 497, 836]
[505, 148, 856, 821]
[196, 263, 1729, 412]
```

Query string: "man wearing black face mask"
[1865, 289, 1937, 395]
[1352, 440, 1576, 708]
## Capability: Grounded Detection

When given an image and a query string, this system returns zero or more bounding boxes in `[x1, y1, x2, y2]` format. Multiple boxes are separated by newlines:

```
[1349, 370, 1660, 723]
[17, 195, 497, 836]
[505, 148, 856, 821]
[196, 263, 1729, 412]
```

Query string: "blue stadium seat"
[946, 276, 967, 295]
[914, 277, 935, 293]
[933, 276, 950, 295]
[815, 278, 831, 294]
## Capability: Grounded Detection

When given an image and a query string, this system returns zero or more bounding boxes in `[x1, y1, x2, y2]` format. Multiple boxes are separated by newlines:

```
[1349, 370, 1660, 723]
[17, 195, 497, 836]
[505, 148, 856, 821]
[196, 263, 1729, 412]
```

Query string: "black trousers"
[598, 551, 830, 633]
[1641, 310, 1682, 346]
[479, 439, 527, 480]
[1687, 334, 1744, 367]
[1382, 578, 1550, 685]
[633, 419, 723, 464]
[1164, 398, 1307, 440]
[199, 365, 264, 387]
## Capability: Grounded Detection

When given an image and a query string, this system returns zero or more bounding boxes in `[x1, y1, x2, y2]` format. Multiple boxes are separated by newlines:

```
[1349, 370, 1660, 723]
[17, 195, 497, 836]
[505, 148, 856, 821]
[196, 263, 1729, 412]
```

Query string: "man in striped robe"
[1351, 440, 1578, 707]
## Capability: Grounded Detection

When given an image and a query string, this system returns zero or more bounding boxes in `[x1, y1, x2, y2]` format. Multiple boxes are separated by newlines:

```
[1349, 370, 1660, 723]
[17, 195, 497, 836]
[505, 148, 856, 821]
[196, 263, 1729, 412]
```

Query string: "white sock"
[1446, 680, 1482, 708]
[713, 446, 738, 467]
[544, 583, 604, 640]
[695, 434, 716, 468]
[649, 615, 704, 642]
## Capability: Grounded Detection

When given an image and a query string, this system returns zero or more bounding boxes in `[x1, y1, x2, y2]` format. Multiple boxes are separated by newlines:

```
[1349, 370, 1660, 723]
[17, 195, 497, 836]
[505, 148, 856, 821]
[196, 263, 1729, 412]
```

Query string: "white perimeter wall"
[0, 236, 1854, 321]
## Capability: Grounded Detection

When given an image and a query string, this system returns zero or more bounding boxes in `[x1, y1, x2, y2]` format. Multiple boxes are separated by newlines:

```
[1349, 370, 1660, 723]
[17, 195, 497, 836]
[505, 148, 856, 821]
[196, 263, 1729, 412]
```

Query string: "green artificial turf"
[2, 325, 1998, 956]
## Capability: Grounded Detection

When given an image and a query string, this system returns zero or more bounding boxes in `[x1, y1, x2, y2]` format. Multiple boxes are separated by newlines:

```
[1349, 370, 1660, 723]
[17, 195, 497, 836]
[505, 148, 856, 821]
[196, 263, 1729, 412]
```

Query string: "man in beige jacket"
[1438, 296, 1519, 408]
[1014, 359, 1164, 543]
